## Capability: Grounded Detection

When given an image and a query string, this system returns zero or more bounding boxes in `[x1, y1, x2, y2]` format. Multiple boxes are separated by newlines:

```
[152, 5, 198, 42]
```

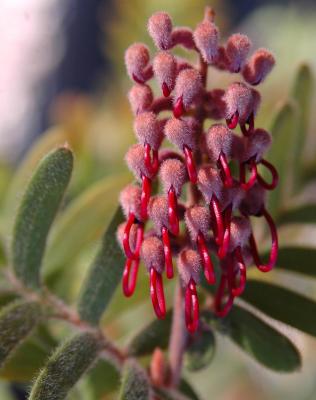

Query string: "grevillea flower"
[119, 6, 278, 333]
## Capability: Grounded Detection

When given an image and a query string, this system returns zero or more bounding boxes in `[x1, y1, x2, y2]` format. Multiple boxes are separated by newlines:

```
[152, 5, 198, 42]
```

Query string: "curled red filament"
[229, 246, 247, 297]
[132, 73, 145, 84]
[214, 274, 234, 317]
[256, 159, 279, 190]
[140, 174, 152, 220]
[144, 143, 159, 175]
[150, 267, 166, 319]
[218, 205, 232, 259]
[162, 82, 171, 97]
[185, 278, 199, 333]
[240, 113, 254, 136]
[240, 160, 258, 191]
[249, 207, 278, 272]
[197, 231, 215, 284]
[173, 95, 184, 118]
[161, 226, 174, 279]
[210, 195, 224, 246]
[226, 111, 239, 129]
[122, 257, 140, 297]
[168, 187, 179, 236]
[218, 152, 233, 188]
[183, 145, 197, 183]
[123, 213, 144, 259]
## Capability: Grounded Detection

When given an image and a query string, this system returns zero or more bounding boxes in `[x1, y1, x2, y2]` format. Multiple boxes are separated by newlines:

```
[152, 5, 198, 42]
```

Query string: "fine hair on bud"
[240, 183, 266, 216]
[125, 43, 151, 83]
[153, 51, 177, 94]
[119, 184, 142, 220]
[242, 48, 275, 85]
[164, 117, 196, 150]
[174, 69, 203, 109]
[159, 159, 187, 196]
[128, 84, 153, 115]
[148, 196, 169, 233]
[177, 248, 202, 286]
[117, 222, 138, 251]
[193, 20, 219, 64]
[134, 112, 163, 150]
[229, 216, 251, 250]
[141, 236, 165, 272]
[125, 143, 154, 180]
[206, 124, 235, 161]
[148, 12, 173, 50]
[226, 33, 252, 72]
[197, 165, 223, 202]
[185, 206, 211, 241]
[243, 128, 272, 162]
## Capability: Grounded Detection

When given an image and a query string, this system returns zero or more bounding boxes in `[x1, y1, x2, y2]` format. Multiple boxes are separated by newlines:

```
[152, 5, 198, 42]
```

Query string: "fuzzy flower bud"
[153, 51, 177, 96]
[226, 33, 252, 73]
[119, 184, 142, 220]
[240, 183, 266, 216]
[148, 196, 169, 233]
[193, 20, 219, 63]
[177, 248, 202, 286]
[159, 159, 187, 196]
[206, 124, 235, 161]
[128, 84, 153, 115]
[242, 48, 275, 85]
[229, 216, 251, 250]
[197, 165, 223, 202]
[174, 69, 203, 110]
[141, 236, 165, 273]
[134, 112, 163, 150]
[125, 143, 154, 180]
[148, 12, 173, 50]
[164, 117, 196, 150]
[221, 184, 245, 211]
[185, 206, 211, 241]
[125, 43, 152, 83]
[243, 128, 272, 162]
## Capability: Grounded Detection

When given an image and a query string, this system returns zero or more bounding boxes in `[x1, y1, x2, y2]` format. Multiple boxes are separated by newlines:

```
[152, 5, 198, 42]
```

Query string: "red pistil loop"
[141, 174, 152, 220]
[183, 145, 197, 183]
[162, 82, 171, 97]
[132, 73, 145, 84]
[197, 232, 215, 284]
[230, 246, 247, 297]
[249, 207, 278, 272]
[168, 187, 179, 236]
[123, 212, 137, 259]
[218, 205, 232, 259]
[122, 257, 140, 297]
[240, 113, 254, 136]
[161, 226, 174, 279]
[210, 195, 224, 246]
[214, 274, 234, 317]
[144, 143, 159, 175]
[240, 160, 258, 191]
[150, 267, 166, 319]
[218, 152, 233, 188]
[185, 278, 199, 333]
[173, 95, 184, 118]
[257, 159, 279, 190]
[226, 111, 239, 129]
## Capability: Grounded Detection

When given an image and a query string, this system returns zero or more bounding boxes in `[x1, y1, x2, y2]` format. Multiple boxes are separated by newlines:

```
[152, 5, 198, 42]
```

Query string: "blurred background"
[0, 0, 316, 399]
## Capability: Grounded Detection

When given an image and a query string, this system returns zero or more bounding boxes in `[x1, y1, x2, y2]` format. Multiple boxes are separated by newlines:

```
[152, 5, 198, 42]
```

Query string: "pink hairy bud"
[148, 195, 169, 233]
[206, 124, 235, 161]
[177, 248, 202, 286]
[125, 43, 152, 83]
[125, 143, 154, 180]
[226, 33, 252, 73]
[224, 82, 261, 124]
[242, 48, 275, 85]
[148, 12, 173, 50]
[185, 206, 211, 241]
[221, 184, 244, 211]
[128, 84, 153, 115]
[119, 184, 142, 220]
[193, 20, 219, 64]
[197, 165, 223, 202]
[229, 216, 251, 250]
[244, 128, 272, 162]
[171, 27, 196, 50]
[240, 183, 266, 216]
[164, 117, 196, 150]
[153, 51, 177, 96]
[141, 236, 165, 273]
[159, 159, 187, 196]
[134, 112, 163, 150]
[174, 69, 203, 110]
[117, 222, 138, 251]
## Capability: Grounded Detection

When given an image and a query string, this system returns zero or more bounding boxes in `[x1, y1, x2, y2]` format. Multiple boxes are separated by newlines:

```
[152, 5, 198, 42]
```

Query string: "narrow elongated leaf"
[184, 329, 215, 372]
[0, 236, 6, 266]
[155, 379, 200, 400]
[29, 332, 101, 400]
[87, 359, 120, 398]
[277, 204, 316, 226]
[12, 146, 73, 289]
[119, 359, 150, 400]
[128, 311, 172, 356]
[0, 301, 43, 369]
[242, 280, 316, 337]
[77, 207, 125, 325]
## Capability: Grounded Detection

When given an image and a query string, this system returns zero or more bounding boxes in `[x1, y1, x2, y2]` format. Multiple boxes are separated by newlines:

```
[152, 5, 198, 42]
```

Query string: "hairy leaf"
[29, 332, 101, 400]
[87, 359, 120, 398]
[119, 359, 150, 400]
[277, 204, 316, 226]
[242, 280, 316, 337]
[184, 329, 215, 372]
[12, 146, 73, 289]
[0, 301, 43, 369]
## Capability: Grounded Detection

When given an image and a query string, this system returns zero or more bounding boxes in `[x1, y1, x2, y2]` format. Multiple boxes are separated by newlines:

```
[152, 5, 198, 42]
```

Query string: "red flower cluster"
[117, 7, 278, 333]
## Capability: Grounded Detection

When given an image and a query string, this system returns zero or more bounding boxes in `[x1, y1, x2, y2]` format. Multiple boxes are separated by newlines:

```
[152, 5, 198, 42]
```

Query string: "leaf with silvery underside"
[184, 328, 215, 372]
[119, 359, 150, 400]
[77, 207, 125, 326]
[29, 332, 101, 400]
[12, 146, 73, 290]
[277, 204, 316, 226]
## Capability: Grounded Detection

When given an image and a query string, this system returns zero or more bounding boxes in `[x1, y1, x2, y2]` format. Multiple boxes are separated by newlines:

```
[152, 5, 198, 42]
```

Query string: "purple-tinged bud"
[128, 84, 153, 115]
[240, 183, 266, 216]
[141, 236, 165, 273]
[229, 216, 251, 250]
[193, 21, 219, 64]
[171, 27, 196, 50]
[177, 248, 202, 286]
[117, 222, 138, 251]
[242, 48, 275, 85]
[221, 184, 245, 211]
[226, 34, 252, 73]
[125, 43, 153, 83]
[224, 82, 261, 124]
[231, 134, 246, 162]
[134, 112, 163, 150]
[119, 184, 142, 220]
[174, 69, 203, 110]
[125, 144, 155, 180]
[148, 12, 173, 50]
[159, 159, 187, 196]
[148, 195, 169, 233]
[153, 51, 177, 96]
[185, 206, 211, 241]
[197, 165, 223, 202]
[243, 128, 272, 162]
[205, 89, 226, 120]
[164, 117, 196, 150]
[205, 124, 235, 162]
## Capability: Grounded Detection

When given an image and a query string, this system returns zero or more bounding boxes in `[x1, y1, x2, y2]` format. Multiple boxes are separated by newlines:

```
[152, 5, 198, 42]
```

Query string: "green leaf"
[0, 301, 43, 369]
[277, 204, 316, 226]
[29, 332, 101, 400]
[184, 329, 215, 372]
[0, 236, 6, 267]
[86, 359, 120, 398]
[128, 311, 172, 356]
[179, 379, 200, 400]
[225, 306, 301, 372]
[119, 359, 150, 400]
[242, 280, 316, 338]
[291, 64, 314, 190]
[12, 146, 73, 289]
[77, 207, 125, 326]
[154, 379, 200, 400]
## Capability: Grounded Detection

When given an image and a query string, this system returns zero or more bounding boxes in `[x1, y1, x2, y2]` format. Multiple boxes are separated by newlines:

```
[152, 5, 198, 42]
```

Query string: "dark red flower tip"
[150, 267, 166, 319]
[185, 278, 199, 333]
[122, 257, 140, 297]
